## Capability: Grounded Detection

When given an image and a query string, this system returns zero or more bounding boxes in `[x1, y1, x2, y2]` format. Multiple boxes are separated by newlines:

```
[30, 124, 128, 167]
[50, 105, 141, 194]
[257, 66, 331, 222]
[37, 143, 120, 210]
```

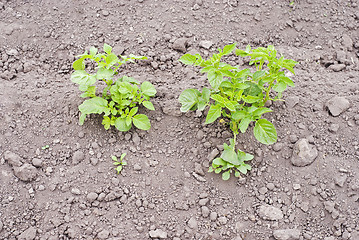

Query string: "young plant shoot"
[179, 43, 298, 180]
[71, 43, 157, 132]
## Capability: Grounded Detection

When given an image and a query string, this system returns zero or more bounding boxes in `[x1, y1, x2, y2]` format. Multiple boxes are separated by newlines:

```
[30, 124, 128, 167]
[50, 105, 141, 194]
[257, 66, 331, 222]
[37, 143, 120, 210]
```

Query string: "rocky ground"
[0, 0, 359, 239]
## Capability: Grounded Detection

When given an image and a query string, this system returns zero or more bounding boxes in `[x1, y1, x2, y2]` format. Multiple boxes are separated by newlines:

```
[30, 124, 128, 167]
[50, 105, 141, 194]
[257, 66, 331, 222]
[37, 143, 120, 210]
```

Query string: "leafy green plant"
[41, 145, 49, 150]
[71, 43, 157, 131]
[179, 43, 298, 180]
[112, 153, 127, 174]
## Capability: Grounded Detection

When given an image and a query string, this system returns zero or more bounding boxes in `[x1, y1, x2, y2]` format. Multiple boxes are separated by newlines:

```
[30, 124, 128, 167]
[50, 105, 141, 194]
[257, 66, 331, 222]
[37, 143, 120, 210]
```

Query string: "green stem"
[233, 132, 237, 151]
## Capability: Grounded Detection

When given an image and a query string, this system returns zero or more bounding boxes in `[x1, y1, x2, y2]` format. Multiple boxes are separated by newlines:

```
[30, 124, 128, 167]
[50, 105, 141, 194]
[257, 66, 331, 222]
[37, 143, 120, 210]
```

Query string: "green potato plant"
[179, 43, 298, 180]
[71, 43, 157, 131]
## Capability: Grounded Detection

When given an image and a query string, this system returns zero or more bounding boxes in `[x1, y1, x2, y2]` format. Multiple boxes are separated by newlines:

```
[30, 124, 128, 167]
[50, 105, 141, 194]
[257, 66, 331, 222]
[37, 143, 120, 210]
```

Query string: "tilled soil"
[0, 0, 359, 240]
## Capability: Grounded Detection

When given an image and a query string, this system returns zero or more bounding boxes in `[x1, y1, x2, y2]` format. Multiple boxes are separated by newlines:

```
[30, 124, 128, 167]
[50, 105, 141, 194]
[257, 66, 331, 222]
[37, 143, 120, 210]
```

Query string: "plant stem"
[233, 132, 237, 151]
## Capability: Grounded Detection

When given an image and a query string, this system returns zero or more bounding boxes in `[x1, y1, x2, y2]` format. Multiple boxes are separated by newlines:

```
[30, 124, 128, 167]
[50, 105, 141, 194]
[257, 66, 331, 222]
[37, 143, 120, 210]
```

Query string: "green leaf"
[222, 43, 237, 56]
[141, 81, 157, 97]
[120, 153, 126, 161]
[239, 117, 252, 133]
[103, 43, 112, 54]
[201, 87, 210, 102]
[122, 76, 139, 84]
[221, 148, 240, 165]
[238, 165, 249, 174]
[225, 101, 236, 112]
[205, 105, 222, 124]
[80, 86, 96, 98]
[243, 82, 262, 96]
[114, 117, 132, 132]
[90, 46, 98, 57]
[133, 114, 151, 130]
[179, 89, 200, 112]
[215, 168, 222, 174]
[235, 49, 249, 57]
[252, 108, 273, 118]
[211, 94, 226, 104]
[126, 115, 132, 126]
[207, 69, 223, 90]
[79, 97, 109, 115]
[73, 58, 85, 70]
[231, 110, 247, 121]
[179, 54, 197, 65]
[253, 119, 277, 145]
[96, 68, 114, 80]
[242, 95, 262, 104]
[142, 101, 155, 110]
[129, 107, 138, 117]
[273, 81, 287, 93]
[102, 116, 111, 130]
[71, 70, 96, 86]
[212, 158, 227, 166]
[253, 71, 266, 81]
[222, 171, 231, 181]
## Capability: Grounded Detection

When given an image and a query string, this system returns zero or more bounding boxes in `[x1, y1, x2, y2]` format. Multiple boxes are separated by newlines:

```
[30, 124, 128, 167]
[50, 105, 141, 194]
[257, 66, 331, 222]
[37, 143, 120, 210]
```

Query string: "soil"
[0, 0, 359, 240]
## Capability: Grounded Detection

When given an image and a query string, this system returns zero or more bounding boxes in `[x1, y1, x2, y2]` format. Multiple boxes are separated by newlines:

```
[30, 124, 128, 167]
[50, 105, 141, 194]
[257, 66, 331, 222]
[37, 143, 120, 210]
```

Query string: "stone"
[257, 205, 283, 221]
[31, 158, 43, 167]
[86, 192, 98, 202]
[291, 139, 318, 167]
[273, 229, 301, 240]
[323, 201, 335, 213]
[13, 164, 38, 182]
[187, 216, 198, 229]
[71, 188, 81, 195]
[172, 38, 188, 52]
[273, 143, 283, 152]
[133, 164, 142, 171]
[342, 34, 353, 51]
[285, 96, 300, 108]
[328, 123, 340, 133]
[4, 151, 23, 167]
[199, 198, 209, 206]
[199, 40, 214, 49]
[232, 236, 243, 240]
[335, 174, 347, 187]
[0, 221, 3, 232]
[207, 148, 219, 161]
[201, 206, 210, 217]
[328, 64, 346, 72]
[97, 229, 110, 239]
[326, 96, 350, 116]
[18, 226, 37, 240]
[194, 162, 205, 176]
[218, 216, 228, 225]
[149, 229, 168, 239]
[210, 212, 218, 221]
[132, 132, 141, 146]
[72, 150, 85, 165]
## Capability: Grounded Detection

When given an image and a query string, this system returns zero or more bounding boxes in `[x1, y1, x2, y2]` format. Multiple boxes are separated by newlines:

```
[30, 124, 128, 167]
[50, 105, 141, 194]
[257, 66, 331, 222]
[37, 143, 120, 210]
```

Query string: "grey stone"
[192, 172, 206, 182]
[199, 198, 209, 206]
[0, 221, 3, 232]
[97, 229, 110, 239]
[232, 236, 243, 240]
[324, 201, 335, 213]
[132, 132, 141, 146]
[218, 216, 228, 225]
[328, 64, 346, 72]
[207, 148, 219, 161]
[273, 229, 301, 240]
[342, 34, 353, 51]
[328, 123, 340, 133]
[199, 40, 214, 49]
[326, 96, 350, 116]
[273, 143, 283, 152]
[71, 188, 81, 195]
[72, 150, 84, 165]
[291, 139, 318, 167]
[13, 164, 38, 182]
[335, 174, 347, 187]
[4, 151, 23, 167]
[285, 96, 300, 108]
[86, 192, 98, 202]
[133, 164, 142, 171]
[210, 212, 218, 221]
[257, 205, 283, 221]
[201, 206, 210, 217]
[187, 216, 198, 229]
[149, 229, 168, 239]
[172, 38, 188, 52]
[194, 162, 205, 176]
[18, 226, 37, 240]
[31, 158, 43, 167]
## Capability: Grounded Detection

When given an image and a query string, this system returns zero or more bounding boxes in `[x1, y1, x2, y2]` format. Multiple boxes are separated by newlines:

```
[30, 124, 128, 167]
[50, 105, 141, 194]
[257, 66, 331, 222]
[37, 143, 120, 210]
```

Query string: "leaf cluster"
[179, 43, 298, 180]
[112, 153, 127, 174]
[71, 44, 157, 131]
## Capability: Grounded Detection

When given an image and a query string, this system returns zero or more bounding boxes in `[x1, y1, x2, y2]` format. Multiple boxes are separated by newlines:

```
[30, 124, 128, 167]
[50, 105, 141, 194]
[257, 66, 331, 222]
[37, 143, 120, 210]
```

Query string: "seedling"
[179, 43, 297, 180]
[112, 153, 127, 174]
[71, 43, 157, 131]
[41, 145, 49, 150]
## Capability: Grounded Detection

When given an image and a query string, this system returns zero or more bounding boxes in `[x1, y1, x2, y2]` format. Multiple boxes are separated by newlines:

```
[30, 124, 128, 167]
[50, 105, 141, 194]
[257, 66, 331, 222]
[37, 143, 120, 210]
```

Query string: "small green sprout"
[41, 145, 49, 150]
[112, 153, 127, 174]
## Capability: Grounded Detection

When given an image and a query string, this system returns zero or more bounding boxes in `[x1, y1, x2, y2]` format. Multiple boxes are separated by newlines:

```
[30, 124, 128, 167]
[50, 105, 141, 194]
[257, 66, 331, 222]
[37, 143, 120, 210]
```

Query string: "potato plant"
[71, 43, 156, 131]
[179, 43, 298, 180]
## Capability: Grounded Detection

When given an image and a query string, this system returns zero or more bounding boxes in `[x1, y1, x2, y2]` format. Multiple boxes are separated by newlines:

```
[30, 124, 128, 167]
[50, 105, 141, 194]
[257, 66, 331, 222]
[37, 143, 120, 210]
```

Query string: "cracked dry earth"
[0, 0, 359, 240]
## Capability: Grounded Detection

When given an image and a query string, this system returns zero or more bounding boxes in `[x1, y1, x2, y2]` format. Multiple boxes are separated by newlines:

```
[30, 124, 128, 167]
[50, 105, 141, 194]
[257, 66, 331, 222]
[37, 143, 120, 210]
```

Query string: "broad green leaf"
[238, 151, 254, 161]
[90, 46, 98, 57]
[201, 87, 210, 102]
[235, 49, 249, 57]
[243, 82, 262, 96]
[238, 165, 249, 174]
[213, 158, 227, 166]
[129, 107, 138, 117]
[105, 53, 119, 67]
[234, 83, 249, 90]
[71, 70, 96, 86]
[273, 81, 287, 93]
[118, 82, 133, 94]
[215, 168, 222, 174]
[253, 119, 277, 145]
[103, 43, 112, 54]
[222, 171, 231, 181]
[79, 113, 86, 125]
[122, 76, 139, 84]
[79, 97, 109, 115]
[235, 171, 241, 177]
[179, 54, 197, 65]
[252, 107, 273, 117]
[220, 148, 240, 165]
[142, 101, 155, 110]
[197, 99, 206, 111]
[133, 114, 151, 130]
[242, 95, 262, 104]
[96, 68, 114, 80]
[114, 117, 132, 132]
[239, 117, 252, 133]
[179, 89, 200, 112]
[205, 105, 222, 124]
[231, 110, 247, 121]
[126, 115, 132, 126]
[225, 101, 236, 112]
[141, 81, 157, 97]
[253, 71, 266, 81]
[73, 58, 85, 70]
[207, 69, 223, 90]
[80, 86, 96, 98]
[211, 94, 226, 104]
[222, 43, 237, 56]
